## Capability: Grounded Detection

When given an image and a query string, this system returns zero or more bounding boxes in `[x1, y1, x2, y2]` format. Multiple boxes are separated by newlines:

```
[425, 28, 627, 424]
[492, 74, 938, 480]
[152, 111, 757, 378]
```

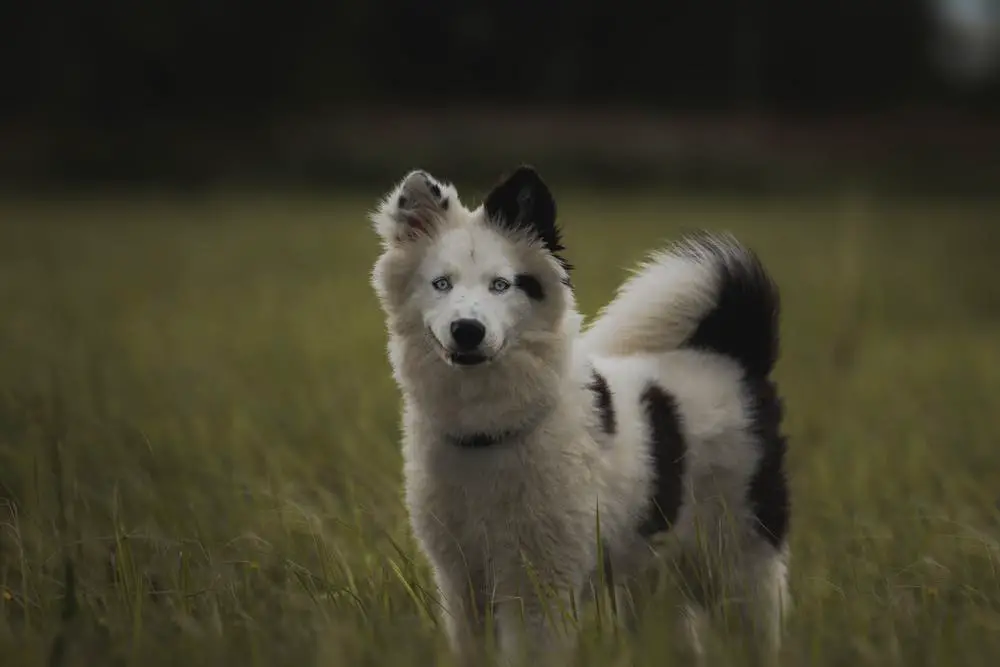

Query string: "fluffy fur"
[369, 166, 790, 666]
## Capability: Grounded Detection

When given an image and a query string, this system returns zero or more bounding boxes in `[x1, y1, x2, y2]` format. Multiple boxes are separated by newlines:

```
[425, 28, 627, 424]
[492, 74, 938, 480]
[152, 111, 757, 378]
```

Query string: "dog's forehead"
[424, 225, 514, 272]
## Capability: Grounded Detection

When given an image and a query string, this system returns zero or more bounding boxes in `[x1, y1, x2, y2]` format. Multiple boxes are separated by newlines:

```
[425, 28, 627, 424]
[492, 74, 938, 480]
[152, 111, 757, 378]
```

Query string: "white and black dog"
[369, 166, 790, 666]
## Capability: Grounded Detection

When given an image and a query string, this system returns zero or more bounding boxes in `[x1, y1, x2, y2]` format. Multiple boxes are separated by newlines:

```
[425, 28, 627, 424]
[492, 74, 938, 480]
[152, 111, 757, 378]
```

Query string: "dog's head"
[370, 166, 574, 371]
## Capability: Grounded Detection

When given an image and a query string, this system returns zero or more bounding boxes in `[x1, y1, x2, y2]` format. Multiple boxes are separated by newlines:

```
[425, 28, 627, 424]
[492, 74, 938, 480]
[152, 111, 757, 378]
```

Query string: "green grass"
[1, 190, 999, 666]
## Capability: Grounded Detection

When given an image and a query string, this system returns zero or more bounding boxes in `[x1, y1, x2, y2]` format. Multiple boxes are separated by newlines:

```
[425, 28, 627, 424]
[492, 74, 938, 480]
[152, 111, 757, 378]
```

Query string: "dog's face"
[413, 224, 538, 366]
[370, 166, 573, 370]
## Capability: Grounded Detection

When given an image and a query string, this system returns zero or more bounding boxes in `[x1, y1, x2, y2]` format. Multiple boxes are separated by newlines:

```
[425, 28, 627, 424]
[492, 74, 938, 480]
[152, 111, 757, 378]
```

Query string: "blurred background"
[2, 0, 999, 194]
[2, 3, 1000, 666]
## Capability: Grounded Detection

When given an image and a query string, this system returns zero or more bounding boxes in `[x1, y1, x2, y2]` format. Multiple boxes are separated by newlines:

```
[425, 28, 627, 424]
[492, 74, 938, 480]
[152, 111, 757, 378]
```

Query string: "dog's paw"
[371, 169, 457, 244]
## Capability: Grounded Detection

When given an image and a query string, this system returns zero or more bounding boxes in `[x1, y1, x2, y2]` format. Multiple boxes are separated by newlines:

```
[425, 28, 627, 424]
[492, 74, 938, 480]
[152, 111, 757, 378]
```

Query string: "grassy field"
[1, 189, 999, 666]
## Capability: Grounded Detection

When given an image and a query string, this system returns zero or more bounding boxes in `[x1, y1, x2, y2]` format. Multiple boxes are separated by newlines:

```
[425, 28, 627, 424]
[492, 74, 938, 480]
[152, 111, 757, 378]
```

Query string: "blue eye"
[431, 276, 452, 291]
[490, 277, 511, 293]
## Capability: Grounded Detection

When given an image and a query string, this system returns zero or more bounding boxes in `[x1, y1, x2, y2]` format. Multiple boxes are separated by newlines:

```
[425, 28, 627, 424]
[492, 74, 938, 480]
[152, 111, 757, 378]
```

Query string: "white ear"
[370, 169, 457, 245]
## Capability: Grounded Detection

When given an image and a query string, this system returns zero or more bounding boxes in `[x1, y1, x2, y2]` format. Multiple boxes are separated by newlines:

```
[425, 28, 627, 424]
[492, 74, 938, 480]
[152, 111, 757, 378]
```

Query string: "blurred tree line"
[4, 0, 987, 122]
[0, 0, 996, 189]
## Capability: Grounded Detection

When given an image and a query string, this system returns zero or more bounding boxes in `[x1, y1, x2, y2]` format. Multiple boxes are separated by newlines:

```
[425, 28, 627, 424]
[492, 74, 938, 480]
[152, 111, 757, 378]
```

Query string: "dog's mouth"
[426, 329, 501, 368]
[449, 351, 489, 367]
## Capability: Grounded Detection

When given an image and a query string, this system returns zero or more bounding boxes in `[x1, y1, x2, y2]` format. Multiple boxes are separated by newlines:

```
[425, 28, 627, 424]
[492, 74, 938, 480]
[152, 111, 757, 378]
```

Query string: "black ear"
[483, 166, 563, 257]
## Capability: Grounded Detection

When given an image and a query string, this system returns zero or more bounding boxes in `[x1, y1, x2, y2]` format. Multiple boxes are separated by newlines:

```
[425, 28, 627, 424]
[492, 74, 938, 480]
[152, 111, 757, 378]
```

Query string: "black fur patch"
[680, 234, 780, 378]
[637, 383, 686, 537]
[483, 165, 573, 280]
[588, 370, 616, 436]
[744, 376, 790, 548]
[514, 274, 544, 301]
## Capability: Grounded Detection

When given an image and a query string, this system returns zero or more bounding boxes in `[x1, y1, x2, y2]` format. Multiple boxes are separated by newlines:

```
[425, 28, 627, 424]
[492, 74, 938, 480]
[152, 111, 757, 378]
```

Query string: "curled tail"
[582, 232, 780, 377]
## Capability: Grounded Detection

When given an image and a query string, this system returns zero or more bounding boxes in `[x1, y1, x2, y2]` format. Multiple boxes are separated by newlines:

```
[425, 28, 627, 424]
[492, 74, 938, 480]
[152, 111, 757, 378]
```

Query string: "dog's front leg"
[434, 567, 492, 667]
[493, 585, 581, 667]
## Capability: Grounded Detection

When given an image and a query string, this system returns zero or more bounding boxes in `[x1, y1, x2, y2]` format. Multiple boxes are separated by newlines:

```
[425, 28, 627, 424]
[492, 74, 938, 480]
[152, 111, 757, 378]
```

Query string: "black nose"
[450, 319, 486, 351]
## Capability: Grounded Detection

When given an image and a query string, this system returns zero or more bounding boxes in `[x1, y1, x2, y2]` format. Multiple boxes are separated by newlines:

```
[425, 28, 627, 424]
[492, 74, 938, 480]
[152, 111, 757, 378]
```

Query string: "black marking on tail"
[745, 376, 790, 548]
[588, 370, 616, 436]
[681, 234, 780, 378]
[638, 383, 686, 537]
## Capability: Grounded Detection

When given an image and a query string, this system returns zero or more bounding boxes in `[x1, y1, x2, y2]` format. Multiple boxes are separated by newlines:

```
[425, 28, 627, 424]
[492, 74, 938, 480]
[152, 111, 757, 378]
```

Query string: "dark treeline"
[1, 0, 997, 190]
[1, 0, 987, 123]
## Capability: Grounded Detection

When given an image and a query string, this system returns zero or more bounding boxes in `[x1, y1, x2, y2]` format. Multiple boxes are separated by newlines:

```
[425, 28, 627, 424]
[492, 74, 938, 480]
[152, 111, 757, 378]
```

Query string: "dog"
[369, 166, 790, 666]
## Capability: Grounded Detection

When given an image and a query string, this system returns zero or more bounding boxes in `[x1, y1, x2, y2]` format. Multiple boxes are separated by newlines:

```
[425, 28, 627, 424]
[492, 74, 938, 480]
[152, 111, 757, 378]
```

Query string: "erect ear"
[483, 165, 564, 257]
[370, 169, 456, 245]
